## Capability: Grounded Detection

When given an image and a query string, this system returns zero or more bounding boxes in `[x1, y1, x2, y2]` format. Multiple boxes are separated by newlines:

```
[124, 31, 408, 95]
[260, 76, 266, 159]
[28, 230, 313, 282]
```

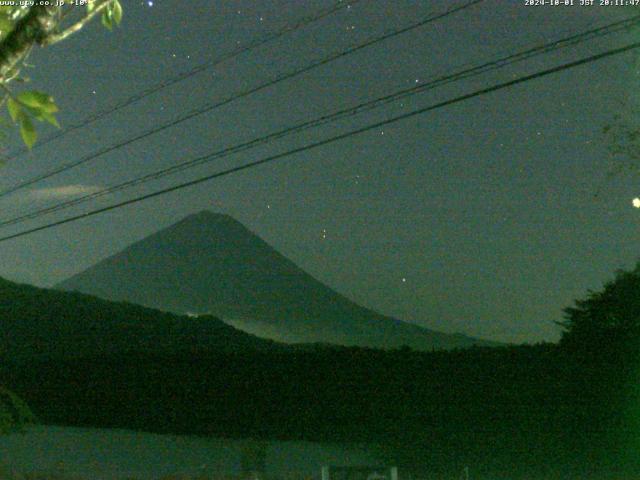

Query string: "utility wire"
[2, 14, 637, 228]
[0, 39, 636, 244]
[0, 0, 485, 199]
[2, 0, 360, 161]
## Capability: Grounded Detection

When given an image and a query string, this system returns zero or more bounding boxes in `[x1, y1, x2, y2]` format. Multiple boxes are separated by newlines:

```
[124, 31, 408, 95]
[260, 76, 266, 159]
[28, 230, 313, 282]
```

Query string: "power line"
[0, 39, 636, 244]
[2, 0, 360, 160]
[0, 0, 485, 199]
[2, 14, 637, 228]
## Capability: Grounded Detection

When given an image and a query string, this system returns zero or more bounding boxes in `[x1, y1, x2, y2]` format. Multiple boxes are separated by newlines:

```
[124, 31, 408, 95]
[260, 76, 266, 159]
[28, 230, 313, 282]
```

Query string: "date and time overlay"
[526, 0, 640, 6]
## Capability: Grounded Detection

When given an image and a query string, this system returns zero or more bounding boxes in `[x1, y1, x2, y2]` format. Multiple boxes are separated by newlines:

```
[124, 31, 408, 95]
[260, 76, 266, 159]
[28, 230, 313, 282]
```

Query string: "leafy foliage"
[559, 261, 640, 350]
[557, 262, 640, 472]
[7, 90, 59, 148]
[0, 5, 29, 41]
[0, 1, 124, 149]
[101, 0, 123, 31]
[602, 113, 640, 179]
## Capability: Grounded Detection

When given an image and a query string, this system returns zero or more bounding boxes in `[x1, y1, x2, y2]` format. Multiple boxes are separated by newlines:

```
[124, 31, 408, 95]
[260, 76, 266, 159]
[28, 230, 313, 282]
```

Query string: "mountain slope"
[56, 211, 494, 350]
[0, 276, 278, 361]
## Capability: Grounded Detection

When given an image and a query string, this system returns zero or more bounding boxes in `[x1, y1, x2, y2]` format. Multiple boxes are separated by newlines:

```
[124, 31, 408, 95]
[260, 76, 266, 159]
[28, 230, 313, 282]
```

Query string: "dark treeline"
[1, 341, 637, 479]
[2, 263, 640, 478]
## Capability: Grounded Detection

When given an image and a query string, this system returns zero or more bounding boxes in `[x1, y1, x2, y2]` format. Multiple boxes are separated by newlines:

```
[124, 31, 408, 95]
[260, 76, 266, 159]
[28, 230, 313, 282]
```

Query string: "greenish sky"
[0, 0, 637, 344]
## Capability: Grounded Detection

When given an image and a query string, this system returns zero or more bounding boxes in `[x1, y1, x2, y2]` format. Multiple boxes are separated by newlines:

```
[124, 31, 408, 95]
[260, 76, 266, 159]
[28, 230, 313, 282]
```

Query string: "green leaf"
[101, 9, 113, 31]
[101, 1, 123, 31]
[40, 111, 60, 128]
[112, 0, 123, 25]
[7, 98, 20, 122]
[22, 105, 41, 119]
[17, 90, 57, 113]
[18, 113, 36, 149]
[3, 65, 19, 80]
[20, 104, 60, 128]
[0, 15, 13, 35]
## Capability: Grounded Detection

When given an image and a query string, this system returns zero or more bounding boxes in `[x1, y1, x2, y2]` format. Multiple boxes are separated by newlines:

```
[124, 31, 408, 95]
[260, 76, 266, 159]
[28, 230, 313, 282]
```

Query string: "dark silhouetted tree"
[559, 262, 640, 352]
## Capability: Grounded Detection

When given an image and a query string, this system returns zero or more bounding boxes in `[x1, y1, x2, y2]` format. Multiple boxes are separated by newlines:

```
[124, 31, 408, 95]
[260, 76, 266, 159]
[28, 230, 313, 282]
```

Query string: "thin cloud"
[25, 184, 103, 201]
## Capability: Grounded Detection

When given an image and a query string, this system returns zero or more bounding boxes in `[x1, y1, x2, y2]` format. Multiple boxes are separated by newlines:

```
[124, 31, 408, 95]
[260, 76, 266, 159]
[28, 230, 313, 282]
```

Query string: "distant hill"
[0, 276, 278, 361]
[56, 211, 495, 350]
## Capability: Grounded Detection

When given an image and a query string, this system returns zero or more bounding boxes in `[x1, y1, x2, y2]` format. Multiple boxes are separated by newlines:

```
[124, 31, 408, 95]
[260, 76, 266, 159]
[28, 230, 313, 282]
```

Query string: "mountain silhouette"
[56, 211, 494, 350]
[0, 275, 277, 361]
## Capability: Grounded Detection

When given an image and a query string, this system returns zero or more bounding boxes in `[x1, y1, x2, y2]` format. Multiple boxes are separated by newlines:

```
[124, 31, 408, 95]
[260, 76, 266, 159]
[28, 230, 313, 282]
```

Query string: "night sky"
[0, 0, 637, 344]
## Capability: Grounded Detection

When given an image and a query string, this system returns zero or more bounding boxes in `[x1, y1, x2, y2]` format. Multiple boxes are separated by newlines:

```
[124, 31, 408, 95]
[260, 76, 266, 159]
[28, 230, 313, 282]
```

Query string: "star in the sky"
[632, 197, 640, 208]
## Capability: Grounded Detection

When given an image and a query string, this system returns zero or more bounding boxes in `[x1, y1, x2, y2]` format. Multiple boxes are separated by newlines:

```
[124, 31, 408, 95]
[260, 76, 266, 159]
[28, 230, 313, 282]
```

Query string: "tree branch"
[0, 6, 59, 82]
[43, 1, 113, 46]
